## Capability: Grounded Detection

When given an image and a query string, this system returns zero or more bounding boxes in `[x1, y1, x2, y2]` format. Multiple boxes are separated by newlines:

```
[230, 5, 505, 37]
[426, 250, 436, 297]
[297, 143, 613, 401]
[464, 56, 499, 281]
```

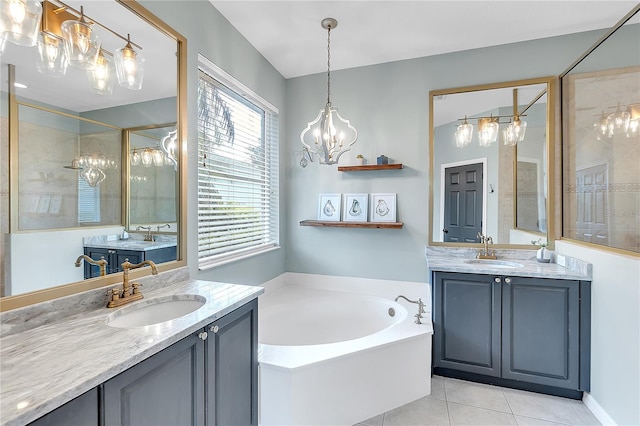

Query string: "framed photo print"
[371, 193, 397, 222]
[343, 193, 368, 222]
[318, 193, 342, 221]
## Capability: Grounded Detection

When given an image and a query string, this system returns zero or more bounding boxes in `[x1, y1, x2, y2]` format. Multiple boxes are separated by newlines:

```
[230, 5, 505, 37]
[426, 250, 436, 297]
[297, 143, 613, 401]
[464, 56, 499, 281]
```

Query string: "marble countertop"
[0, 279, 263, 426]
[83, 239, 177, 251]
[425, 246, 592, 281]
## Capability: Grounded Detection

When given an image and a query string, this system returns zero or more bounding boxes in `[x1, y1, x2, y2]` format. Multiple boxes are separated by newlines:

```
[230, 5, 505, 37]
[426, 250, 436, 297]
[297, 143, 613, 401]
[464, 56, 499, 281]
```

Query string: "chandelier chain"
[326, 24, 331, 106]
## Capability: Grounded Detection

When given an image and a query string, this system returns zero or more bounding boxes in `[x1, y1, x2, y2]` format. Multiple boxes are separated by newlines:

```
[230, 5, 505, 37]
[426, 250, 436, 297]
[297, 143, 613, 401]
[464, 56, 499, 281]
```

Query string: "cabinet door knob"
[505, 277, 512, 284]
[494, 277, 501, 283]
[198, 332, 208, 340]
[210, 325, 219, 334]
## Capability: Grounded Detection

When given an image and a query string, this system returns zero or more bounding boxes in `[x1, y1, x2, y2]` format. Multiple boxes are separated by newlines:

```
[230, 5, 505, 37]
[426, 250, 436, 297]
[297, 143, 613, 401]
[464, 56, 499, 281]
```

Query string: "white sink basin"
[464, 259, 524, 269]
[106, 294, 206, 328]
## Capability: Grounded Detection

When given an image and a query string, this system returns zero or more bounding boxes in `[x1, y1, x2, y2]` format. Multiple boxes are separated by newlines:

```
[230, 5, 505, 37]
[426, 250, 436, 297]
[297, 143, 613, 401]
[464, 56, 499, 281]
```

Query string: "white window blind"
[77, 176, 101, 224]
[197, 66, 279, 268]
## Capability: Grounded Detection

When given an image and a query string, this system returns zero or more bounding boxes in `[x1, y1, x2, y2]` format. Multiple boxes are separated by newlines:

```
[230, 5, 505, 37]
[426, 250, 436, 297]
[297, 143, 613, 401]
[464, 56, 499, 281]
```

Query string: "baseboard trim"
[582, 393, 616, 426]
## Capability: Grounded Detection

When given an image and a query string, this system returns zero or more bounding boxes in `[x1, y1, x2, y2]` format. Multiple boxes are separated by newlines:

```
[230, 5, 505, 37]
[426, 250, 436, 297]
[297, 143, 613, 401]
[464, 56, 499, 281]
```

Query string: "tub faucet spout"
[394, 295, 426, 325]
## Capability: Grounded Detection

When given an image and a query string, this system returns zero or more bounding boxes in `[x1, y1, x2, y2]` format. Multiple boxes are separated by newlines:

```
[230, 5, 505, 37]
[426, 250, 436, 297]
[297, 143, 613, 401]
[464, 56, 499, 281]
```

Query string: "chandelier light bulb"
[88, 50, 114, 95]
[455, 116, 473, 148]
[478, 116, 499, 147]
[61, 7, 101, 70]
[115, 34, 144, 90]
[36, 33, 67, 77]
[0, 0, 42, 46]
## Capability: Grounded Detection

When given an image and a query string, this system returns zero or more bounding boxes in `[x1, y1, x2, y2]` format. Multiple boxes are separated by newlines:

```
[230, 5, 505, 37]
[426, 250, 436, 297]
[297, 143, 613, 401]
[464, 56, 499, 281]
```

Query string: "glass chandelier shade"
[300, 18, 357, 165]
[503, 116, 527, 146]
[131, 150, 141, 165]
[0, 0, 42, 47]
[477, 117, 499, 147]
[607, 103, 630, 133]
[36, 32, 67, 77]
[61, 10, 100, 70]
[80, 166, 105, 187]
[87, 50, 114, 95]
[140, 148, 153, 167]
[455, 116, 473, 148]
[162, 129, 178, 170]
[115, 34, 144, 90]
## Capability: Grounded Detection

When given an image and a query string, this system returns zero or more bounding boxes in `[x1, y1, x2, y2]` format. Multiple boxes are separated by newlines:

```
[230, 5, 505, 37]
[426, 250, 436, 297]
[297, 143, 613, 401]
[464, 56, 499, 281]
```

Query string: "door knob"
[505, 278, 511, 284]
[210, 325, 219, 334]
[443, 229, 449, 234]
[198, 332, 208, 340]
[494, 277, 501, 283]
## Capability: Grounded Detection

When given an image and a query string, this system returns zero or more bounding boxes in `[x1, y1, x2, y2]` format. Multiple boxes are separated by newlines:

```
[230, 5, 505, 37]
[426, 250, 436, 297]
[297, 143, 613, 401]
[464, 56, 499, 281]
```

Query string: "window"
[78, 176, 101, 224]
[197, 60, 279, 268]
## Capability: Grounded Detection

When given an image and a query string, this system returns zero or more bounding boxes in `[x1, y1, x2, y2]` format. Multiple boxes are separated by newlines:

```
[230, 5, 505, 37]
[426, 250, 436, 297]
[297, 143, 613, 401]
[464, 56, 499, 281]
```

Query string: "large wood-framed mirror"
[428, 77, 556, 249]
[0, 0, 187, 311]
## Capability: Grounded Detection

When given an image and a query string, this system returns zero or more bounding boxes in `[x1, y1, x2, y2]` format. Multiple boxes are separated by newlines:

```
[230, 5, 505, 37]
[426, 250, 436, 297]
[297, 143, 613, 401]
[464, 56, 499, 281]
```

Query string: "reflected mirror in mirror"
[127, 124, 178, 230]
[1, 0, 182, 301]
[562, 13, 639, 253]
[429, 78, 554, 248]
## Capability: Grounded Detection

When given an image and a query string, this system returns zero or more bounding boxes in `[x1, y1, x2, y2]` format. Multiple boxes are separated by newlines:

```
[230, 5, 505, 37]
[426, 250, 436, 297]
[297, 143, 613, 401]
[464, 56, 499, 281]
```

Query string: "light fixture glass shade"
[478, 117, 499, 147]
[502, 127, 517, 146]
[507, 117, 527, 144]
[140, 148, 153, 167]
[610, 105, 630, 132]
[455, 118, 473, 148]
[87, 51, 114, 95]
[594, 111, 613, 140]
[61, 18, 100, 69]
[115, 39, 144, 90]
[152, 149, 164, 166]
[0, 0, 42, 47]
[36, 32, 67, 77]
[300, 104, 358, 165]
[131, 149, 140, 166]
[627, 118, 640, 137]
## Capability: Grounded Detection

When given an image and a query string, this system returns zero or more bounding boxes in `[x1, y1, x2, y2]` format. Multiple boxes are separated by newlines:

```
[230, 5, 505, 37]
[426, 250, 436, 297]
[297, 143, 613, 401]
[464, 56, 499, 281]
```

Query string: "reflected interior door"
[443, 163, 483, 242]
[575, 164, 608, 244]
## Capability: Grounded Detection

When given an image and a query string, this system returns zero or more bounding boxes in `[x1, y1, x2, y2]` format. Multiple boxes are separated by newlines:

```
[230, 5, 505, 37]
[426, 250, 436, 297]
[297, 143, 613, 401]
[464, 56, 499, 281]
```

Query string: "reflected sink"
[106, 294, 206, 328]
[464, 259, 524, 269]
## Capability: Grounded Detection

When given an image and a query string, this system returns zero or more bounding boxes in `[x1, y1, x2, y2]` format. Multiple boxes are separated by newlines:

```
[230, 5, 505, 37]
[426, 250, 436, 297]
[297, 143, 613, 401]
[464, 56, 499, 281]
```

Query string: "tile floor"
[355, 376, 601, 426]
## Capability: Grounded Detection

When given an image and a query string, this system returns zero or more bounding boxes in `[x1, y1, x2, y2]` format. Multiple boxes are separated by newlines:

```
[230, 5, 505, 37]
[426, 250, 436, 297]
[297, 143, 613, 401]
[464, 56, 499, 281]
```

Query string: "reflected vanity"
[428, 77, 556, 249]
[0, 0, 187, 309]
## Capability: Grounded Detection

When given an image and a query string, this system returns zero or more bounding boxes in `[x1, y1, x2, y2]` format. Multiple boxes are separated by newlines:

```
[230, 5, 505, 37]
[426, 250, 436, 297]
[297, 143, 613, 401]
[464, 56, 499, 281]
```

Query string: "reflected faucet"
[75, 255, 108, 277]
[136, 225, 154, 242]
[156, 223, 170, 233]
[395, 295, 426, 325]
[476, 232, 497, 259]
[107, 259, 158, 308]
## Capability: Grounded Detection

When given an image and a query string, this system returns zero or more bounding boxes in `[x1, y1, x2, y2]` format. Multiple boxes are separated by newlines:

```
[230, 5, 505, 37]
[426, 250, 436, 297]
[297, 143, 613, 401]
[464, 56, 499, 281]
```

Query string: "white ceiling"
[209, 0, 639, 79]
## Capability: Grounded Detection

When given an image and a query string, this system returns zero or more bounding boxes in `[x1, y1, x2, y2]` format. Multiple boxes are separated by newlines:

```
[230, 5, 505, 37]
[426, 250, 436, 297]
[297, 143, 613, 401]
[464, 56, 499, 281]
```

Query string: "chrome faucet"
[136, 225, 154, 242]
[395, 295, 426, 325]
[75, 255, 108, 277]
[476, 232, 497, 259]
[107, 259, 158, 308]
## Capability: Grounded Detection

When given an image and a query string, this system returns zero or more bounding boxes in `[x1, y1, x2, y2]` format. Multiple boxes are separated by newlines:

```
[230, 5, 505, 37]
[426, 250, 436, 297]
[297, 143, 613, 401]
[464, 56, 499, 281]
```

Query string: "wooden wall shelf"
[300, 220, 403, 229]
[337, 163, 403, 172]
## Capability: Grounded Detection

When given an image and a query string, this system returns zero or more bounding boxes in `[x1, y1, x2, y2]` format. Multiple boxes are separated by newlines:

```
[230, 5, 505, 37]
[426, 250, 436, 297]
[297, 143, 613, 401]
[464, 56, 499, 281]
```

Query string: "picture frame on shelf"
[371, 193, 397, 222]
[318, 193, 342, 221]
[343, 193, 368, 222]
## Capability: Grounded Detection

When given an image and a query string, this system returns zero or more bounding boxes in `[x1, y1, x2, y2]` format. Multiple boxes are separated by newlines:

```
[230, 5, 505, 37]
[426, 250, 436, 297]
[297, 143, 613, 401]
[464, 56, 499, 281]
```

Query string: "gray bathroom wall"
[141, 1, 287, 285]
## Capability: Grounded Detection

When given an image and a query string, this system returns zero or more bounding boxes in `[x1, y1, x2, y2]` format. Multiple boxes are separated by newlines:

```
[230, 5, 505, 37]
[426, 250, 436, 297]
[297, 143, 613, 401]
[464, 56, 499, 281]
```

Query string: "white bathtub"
[258, 273, 433, 426]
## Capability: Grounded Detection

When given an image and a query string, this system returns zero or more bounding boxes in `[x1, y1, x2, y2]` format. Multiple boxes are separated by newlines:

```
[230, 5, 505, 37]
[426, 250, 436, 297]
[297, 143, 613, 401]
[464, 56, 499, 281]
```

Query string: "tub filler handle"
[394, 295, 426, 325]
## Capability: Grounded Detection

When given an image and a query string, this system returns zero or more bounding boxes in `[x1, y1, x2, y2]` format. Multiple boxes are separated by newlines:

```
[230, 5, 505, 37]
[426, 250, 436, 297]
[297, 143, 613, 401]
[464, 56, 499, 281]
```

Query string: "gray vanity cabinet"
[433, 271, 590, 396]
[432, 272, 501, 377]
[102, 332, 206, 426]
[28, 388, 99, 426]
[501, 276, 580, 390]
[205, 298, 258, 426]
[83, 246, 177, 278]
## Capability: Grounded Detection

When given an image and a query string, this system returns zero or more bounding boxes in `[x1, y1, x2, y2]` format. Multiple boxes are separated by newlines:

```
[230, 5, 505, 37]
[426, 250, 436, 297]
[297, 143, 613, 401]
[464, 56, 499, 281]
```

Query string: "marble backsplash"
[0, 267, 190, 338]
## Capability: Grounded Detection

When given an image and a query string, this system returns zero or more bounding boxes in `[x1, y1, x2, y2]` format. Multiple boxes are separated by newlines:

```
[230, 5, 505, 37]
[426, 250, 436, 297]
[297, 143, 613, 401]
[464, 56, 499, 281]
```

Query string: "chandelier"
[300, 18, 357, 165]
[594, 103, 639, 139]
